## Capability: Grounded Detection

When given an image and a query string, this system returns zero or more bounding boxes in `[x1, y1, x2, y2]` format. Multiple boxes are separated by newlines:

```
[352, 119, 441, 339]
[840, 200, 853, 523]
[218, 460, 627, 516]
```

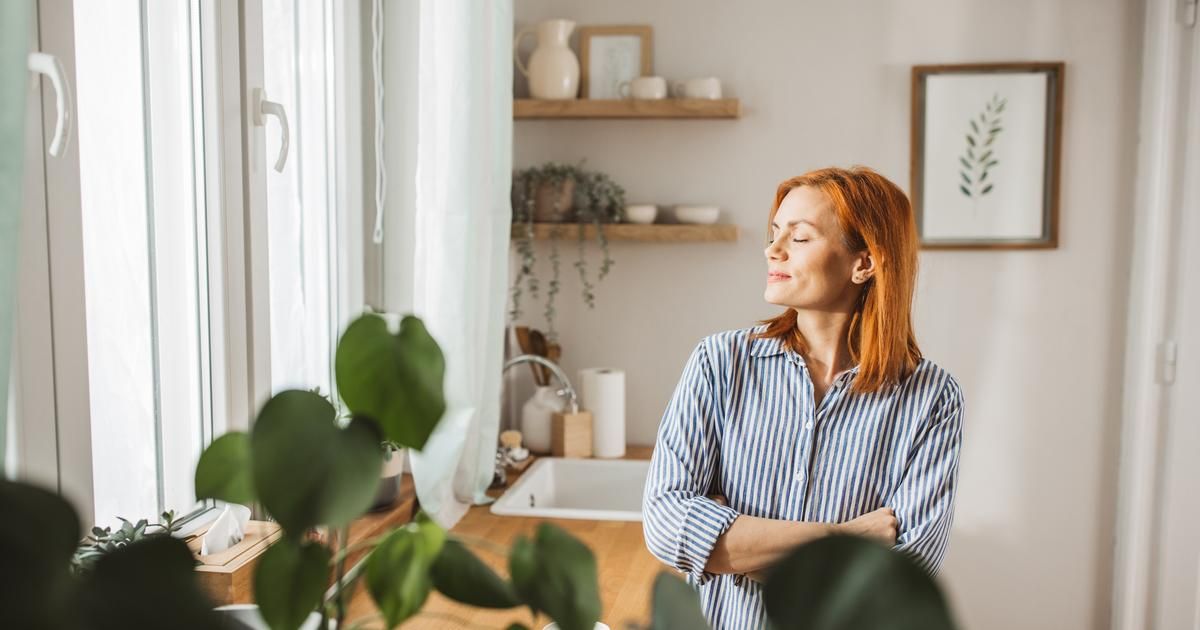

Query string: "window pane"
[74, 0, 213, 525]
[263, 0, 337, 396]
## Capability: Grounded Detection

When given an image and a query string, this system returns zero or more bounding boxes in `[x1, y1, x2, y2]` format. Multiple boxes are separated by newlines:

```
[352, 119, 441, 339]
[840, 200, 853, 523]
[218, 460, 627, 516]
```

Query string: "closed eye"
[792, 239, 808, 243]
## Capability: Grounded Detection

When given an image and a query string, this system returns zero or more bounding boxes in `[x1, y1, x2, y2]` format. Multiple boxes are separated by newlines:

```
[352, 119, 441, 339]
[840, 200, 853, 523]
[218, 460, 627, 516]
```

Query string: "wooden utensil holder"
[551, 410, 593, 458]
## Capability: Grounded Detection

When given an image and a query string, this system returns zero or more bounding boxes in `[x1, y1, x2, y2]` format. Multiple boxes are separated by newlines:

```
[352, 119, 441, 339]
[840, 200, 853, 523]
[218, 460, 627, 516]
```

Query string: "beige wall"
[510, 1, 1144, 628]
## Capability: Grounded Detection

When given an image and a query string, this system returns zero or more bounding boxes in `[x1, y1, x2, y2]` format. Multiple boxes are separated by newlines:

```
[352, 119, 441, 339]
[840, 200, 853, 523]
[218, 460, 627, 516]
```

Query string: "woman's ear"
[851, 251, 876, 285]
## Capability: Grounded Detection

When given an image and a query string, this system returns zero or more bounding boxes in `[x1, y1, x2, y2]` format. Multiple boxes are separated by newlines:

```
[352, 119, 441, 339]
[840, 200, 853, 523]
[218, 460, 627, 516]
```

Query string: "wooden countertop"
[346, 446, 667, 629]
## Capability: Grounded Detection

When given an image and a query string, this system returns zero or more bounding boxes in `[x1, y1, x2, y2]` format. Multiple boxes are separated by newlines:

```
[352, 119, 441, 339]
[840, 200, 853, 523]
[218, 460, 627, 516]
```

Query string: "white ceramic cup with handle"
[671, 77, 723, 99]
[618, 76, 668, 100]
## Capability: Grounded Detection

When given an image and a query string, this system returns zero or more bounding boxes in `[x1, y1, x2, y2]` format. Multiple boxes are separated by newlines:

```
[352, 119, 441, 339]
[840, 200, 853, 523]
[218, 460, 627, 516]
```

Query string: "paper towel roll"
[578, 367, 625, 458]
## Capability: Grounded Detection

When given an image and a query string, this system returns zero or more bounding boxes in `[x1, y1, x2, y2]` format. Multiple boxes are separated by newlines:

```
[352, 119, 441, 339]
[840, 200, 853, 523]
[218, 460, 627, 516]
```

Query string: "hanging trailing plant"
[509, 161, 624, 343]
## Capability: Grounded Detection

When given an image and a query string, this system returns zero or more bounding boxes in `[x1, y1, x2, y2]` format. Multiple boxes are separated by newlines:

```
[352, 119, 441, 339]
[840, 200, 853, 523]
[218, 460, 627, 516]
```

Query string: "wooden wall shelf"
[514, 98, 741, 119]
[511, 223, 738, 242]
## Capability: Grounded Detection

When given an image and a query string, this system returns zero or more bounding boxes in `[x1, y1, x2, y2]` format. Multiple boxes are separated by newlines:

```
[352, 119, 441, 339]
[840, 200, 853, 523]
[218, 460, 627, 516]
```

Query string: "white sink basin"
[490, 457, 651, 521]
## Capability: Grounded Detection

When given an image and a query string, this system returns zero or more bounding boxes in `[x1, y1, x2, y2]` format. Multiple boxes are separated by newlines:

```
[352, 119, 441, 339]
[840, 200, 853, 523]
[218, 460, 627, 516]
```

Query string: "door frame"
[1111, 0, 1196, 628]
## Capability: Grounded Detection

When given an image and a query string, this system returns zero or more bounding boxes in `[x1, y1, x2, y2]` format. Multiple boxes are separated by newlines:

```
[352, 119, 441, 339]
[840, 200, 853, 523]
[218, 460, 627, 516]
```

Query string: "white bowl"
[624, 204, 657, 224]
[674, 205, 720, 224]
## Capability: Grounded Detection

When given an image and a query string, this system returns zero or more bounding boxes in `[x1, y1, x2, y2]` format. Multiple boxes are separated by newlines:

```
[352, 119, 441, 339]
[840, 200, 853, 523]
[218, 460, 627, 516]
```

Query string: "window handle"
[27, 52, 72, 158]
[253, 88, 289, 172]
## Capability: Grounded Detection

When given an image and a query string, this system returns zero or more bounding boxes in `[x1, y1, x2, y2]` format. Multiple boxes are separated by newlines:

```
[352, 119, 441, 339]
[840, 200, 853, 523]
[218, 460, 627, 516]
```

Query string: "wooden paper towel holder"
[551, 410, 592, 458]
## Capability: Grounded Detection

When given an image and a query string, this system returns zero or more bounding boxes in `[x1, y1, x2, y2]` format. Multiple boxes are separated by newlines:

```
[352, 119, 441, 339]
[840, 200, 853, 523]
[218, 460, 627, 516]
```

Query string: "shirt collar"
[748, 327, 862, 378]
[748, 333, 788, 358]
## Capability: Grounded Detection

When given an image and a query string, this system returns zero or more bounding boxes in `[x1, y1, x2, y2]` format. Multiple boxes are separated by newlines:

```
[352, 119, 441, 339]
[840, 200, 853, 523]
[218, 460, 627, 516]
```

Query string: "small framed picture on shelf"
[578, 25, 653, 99]
[911, 62, 1064, 249]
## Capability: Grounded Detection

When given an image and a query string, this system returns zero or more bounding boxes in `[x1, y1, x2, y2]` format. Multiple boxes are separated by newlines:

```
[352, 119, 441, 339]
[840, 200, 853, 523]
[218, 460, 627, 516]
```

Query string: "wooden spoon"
[529, 329, 550, 386]
[513, 326, 542, 385]
[546, 344, 562, 389]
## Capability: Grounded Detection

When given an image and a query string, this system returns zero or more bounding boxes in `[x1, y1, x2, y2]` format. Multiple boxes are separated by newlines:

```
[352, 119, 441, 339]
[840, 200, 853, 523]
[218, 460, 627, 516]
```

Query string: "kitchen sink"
[490, 457, 651, 521]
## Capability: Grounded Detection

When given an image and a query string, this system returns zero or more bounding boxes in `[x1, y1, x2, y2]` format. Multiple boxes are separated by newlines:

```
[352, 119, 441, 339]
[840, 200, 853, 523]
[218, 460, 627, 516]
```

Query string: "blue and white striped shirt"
[642, 324, 965, 629]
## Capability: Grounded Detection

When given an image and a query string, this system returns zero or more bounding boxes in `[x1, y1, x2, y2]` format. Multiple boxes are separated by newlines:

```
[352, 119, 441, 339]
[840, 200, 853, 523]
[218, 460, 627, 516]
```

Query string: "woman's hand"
[833, 506, 898, 546]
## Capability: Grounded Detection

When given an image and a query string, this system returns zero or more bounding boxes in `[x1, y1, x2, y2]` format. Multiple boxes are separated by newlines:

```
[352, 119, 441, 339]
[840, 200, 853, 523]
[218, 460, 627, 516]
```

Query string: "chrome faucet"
[502, 353, 579, 414]
[491, 354, 579, 489]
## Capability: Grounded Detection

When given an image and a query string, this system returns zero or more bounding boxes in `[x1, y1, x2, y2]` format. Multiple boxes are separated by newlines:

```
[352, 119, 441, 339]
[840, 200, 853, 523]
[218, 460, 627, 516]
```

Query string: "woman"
[642, 166, 965, 629]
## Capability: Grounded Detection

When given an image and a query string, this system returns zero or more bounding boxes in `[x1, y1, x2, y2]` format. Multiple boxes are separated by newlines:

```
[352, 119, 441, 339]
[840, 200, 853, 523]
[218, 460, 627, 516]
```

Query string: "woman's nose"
[764, 236, 785, 260]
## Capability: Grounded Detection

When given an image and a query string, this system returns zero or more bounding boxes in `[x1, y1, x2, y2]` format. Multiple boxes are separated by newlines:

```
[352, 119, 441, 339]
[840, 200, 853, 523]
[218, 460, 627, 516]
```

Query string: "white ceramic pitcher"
[521, 385, 567, 454]
[514, 19, 580, 100]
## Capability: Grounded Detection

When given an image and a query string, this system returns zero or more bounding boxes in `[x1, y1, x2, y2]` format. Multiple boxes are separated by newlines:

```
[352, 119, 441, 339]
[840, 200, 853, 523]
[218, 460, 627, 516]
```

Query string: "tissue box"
[186, 520, 283, 605]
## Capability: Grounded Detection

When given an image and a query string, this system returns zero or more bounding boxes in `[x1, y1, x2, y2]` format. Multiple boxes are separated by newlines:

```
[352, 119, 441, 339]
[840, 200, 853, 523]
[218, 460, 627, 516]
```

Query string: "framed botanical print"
[578, 25, 653, 99]
[911, 62, 1065, 249]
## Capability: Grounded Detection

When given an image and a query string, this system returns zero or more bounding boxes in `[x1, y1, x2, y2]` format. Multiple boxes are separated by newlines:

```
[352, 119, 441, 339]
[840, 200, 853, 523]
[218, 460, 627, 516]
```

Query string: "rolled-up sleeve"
[888, 378, 965, 575]
[642, 340, 740, 587]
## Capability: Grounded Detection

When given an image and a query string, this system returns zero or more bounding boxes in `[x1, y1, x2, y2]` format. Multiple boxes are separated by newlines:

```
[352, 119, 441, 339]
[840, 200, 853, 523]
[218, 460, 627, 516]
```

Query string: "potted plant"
[70, 510, 182, 575]
[510, 161, 624, 343]
[372, 441, 406, 511]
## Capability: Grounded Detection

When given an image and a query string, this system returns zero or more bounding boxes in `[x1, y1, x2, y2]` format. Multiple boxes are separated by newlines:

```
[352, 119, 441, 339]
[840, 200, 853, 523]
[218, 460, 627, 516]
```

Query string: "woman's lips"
[767, 273, 791, 283]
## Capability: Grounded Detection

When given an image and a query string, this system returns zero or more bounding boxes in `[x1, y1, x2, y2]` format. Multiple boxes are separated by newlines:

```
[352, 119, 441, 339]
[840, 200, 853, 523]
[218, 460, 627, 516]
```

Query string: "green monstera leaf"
[762, 535, 957, 630]
[335, 314, 446, 450]
[79, 536, 231, 630]
[509, 523, 600, 630]
[650, 572, 708, 630]
[430, 538, 521, 609]
[194, 431, 255, 505]
[0, 480, 81, 629]
[365, 512, 447, 628]
[253, 538, 331, 630]
[251, 389, 383, 534]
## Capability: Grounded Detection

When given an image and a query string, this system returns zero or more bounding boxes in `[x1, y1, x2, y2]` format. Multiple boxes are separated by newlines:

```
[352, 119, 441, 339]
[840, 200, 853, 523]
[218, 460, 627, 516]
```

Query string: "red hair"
[752, 166, 921, 392]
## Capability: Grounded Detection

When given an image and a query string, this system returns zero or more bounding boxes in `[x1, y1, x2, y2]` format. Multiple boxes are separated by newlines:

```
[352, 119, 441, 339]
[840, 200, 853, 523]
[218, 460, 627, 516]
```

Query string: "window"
[15, 0, 363, 528]
[72, 0, 217, 523]
[263, 0, 340, 396]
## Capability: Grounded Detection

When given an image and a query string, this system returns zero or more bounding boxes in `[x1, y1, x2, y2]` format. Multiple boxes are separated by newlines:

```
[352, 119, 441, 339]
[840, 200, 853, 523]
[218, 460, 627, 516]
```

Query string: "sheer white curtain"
[382, 0, 513, 528]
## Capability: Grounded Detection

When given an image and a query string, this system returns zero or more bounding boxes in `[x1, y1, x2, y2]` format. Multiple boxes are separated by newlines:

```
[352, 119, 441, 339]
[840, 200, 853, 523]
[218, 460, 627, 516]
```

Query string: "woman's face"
[763, 186, 867, 312]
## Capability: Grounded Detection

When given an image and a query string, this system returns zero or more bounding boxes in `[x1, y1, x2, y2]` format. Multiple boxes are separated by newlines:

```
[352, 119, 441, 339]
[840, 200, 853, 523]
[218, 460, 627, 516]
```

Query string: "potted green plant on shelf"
[1, 311, 959, 630]
[510, 161, 624, 343]
[372, 440, 406, 511]
[70, 510, 183, 575]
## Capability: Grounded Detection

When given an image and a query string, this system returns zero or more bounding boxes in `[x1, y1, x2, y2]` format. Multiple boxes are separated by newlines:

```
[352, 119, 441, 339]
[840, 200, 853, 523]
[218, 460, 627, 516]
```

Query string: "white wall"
[510, 1, 1144, 629]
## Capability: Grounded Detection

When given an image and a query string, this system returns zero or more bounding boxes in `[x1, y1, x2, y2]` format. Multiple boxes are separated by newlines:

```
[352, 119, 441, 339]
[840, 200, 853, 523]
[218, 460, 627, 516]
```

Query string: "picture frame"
[910, 62, 1065, 249]
[578, 25, 653, 99]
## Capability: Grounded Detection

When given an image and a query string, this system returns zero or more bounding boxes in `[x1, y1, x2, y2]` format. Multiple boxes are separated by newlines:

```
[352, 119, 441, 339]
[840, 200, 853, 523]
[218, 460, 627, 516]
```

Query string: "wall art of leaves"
[958, 93, 1006, 199]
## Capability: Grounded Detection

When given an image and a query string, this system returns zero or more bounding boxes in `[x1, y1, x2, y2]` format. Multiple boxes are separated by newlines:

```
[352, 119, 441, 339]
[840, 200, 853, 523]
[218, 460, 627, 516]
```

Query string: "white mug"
[618, 75, 668, 100]
[671, 77, 723, 99]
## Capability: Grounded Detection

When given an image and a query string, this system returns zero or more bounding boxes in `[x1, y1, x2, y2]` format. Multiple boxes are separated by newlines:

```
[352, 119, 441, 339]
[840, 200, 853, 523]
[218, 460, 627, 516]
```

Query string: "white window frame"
[15, 0, 363, 528]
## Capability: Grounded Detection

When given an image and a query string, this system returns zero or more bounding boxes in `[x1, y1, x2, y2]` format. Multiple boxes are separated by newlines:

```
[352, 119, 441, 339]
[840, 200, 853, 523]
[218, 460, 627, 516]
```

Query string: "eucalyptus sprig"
[958, 93, 1006, 199]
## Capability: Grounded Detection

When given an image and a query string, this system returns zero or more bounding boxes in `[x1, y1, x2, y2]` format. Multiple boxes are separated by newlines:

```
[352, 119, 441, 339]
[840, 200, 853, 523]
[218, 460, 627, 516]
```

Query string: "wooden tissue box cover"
[552, 411, 593, 458]
[186, 520, 282, 605]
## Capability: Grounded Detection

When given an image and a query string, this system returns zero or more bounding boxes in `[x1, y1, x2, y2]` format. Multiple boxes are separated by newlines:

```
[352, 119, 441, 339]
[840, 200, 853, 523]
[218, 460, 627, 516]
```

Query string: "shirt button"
[805, 421, 813, 430]
[794, 470, 805, 482]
